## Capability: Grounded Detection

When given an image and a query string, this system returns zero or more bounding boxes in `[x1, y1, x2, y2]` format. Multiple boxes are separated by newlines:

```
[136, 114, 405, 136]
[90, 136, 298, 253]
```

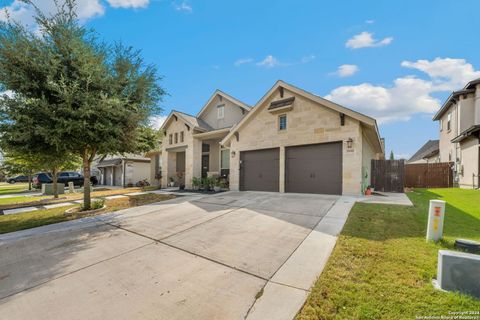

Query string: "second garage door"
[240, 148, 279, 192]
[286, 142, 342, 195]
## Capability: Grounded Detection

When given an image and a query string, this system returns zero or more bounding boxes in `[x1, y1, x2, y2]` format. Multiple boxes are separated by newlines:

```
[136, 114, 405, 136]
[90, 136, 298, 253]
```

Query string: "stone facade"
[159, 81, 384, 194]
[225, 86, 380, 195]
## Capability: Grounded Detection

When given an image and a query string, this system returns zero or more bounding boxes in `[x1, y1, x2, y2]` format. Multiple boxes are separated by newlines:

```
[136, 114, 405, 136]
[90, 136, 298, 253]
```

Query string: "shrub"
[82, 199, 105, 211]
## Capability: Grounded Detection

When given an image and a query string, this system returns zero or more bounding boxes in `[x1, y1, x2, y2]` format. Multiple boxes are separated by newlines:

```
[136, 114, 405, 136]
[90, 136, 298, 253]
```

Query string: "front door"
[202, 155, 209, 178]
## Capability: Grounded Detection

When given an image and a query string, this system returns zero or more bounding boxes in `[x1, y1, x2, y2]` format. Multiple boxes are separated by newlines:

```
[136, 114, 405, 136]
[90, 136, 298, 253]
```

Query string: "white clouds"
[0, 0, 104, 25]
[256, 55, 280, 68]
[346, 31, 393, 49]
[0, 0, 154, 27]
[150, 115, 167, 129]
[325, 57, 480, 124]
[235, 54, 315, 68]
[333, 64, 359, 77]
[107, 0, 150, 9]
[365, 19, 375, 24]
[173, 1, 193, 13]
[300, 54, 316, 63]
[401, 58, 480, 91]
[234, 58, 254, 66]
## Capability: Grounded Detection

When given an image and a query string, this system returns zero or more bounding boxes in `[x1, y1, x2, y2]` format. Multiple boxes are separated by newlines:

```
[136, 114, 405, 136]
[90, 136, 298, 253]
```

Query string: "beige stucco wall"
[458, 136, 479, 188]
[200, 95, 247, 130]
[458, 94, 475, 133]
[226, 88, 370, 195]
[439, 103, 458, 162]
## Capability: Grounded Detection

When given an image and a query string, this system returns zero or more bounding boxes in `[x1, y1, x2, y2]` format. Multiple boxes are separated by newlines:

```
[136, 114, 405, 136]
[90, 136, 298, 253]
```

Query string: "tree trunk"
[28, 171, 32, 191]
[52, 167, 59, 199]
[82, 152, 91, 210]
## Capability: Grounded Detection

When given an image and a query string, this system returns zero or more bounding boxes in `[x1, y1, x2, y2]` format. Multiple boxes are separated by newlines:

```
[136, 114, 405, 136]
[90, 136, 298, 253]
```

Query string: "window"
[221, 148, 230, 170]
[217, 105, 225, 119]
[279, 114, 287, 131]
[154, 154, 161, 175]
[220, 148, 230, 177]
[202, 143, 210, 153]
[180, 131, 184, 143]
[439, 119, 443, 131]
[174, 132, 178, 144]
[169, 134, 172, 144]
[447, 113, 451, 131]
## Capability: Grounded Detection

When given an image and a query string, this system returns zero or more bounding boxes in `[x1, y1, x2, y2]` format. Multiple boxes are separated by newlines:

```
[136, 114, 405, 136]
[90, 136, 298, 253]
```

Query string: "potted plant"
[169, 177, 175, 187]
[192, 177, 200, 190]
[213, 179, 221, 192]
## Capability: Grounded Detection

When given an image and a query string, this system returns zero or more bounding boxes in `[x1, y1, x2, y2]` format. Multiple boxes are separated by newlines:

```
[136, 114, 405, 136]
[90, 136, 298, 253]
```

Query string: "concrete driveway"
[0, 191, 355, 320]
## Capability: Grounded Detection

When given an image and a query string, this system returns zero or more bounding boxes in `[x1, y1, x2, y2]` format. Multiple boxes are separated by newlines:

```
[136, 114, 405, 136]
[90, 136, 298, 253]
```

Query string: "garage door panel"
[240, 148, 279, 192]
[286, 142, 342, 195]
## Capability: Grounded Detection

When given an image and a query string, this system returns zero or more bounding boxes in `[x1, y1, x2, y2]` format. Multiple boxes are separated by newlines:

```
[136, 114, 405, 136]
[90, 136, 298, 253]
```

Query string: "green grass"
[0, 195, 50, 206]
[0, 183, 31, 195]
[0, 205, 76, 234]
[297, 188, 480, 320]
[0, 193, 175, 234]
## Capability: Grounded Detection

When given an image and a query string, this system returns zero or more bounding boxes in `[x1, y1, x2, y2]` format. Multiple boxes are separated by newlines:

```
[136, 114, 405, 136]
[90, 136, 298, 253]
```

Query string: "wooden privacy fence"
[404, 162, 453, 188]
[371, 159, 405, 193]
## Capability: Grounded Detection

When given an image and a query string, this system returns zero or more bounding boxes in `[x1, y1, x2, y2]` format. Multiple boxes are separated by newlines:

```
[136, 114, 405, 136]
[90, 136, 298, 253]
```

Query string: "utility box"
[41, 183, 65, 195]
[68, 182, 75, 193]
[426, 200, 446, 242]
[434, 250, 480, 298]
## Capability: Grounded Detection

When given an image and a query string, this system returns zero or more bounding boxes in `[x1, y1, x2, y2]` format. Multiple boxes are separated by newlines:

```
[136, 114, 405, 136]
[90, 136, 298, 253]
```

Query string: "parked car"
[32, 172, 98, 188]
[6, 175, 29, 184]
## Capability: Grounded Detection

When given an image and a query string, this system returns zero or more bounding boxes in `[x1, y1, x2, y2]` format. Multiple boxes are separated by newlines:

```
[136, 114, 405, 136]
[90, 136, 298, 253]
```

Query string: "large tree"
[0, 0, 165, 208]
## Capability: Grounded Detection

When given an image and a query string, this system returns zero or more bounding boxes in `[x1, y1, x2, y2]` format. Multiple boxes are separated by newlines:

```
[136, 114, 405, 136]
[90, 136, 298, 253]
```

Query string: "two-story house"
[433, 78, 480, 188]
[159, 80, 384, 195]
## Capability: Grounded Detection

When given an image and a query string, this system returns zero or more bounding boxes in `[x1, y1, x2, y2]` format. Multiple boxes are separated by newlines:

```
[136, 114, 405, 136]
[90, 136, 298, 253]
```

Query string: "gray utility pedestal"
[434, 250, 480, 298]
[41, 183, 65, 195]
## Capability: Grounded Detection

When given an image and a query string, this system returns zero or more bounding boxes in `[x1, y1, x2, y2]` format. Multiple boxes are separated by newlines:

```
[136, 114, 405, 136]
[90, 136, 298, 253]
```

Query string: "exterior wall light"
[347, 138, 354, 149]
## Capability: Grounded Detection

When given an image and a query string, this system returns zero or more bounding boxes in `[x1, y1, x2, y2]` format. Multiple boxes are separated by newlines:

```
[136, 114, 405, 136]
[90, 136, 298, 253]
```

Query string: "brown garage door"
[240, 148, 279, 192]
[286, 142, 342, 195]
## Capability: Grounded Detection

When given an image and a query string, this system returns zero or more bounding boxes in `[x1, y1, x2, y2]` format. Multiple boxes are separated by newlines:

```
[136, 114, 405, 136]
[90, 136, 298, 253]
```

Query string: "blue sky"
[2, 0, 480, 159]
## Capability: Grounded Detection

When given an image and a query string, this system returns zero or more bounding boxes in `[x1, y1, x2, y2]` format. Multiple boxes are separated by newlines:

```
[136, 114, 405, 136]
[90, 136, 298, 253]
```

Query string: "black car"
[6, 175, 29, 184]
[32, 171, 98, 188]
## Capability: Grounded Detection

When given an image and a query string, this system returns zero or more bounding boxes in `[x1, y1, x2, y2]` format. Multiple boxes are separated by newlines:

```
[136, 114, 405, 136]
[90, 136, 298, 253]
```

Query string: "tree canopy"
[0, 0, 165, 208]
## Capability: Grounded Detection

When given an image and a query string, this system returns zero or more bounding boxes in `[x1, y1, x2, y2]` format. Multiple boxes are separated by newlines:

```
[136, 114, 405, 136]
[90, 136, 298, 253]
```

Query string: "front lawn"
[0, 193, 174, 234]
[297, 188, 480, 320]
[0, 195, 50, 206]
[0, 183, 31, 195]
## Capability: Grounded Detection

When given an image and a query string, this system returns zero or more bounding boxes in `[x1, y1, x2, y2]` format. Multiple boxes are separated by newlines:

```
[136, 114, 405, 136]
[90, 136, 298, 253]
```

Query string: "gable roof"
[407, 140, 439, 163]
[196, 89, 251, 118]
[433, 77, 480, 121]
[161, 110, 213, 132]
[221, 80, 383, 153]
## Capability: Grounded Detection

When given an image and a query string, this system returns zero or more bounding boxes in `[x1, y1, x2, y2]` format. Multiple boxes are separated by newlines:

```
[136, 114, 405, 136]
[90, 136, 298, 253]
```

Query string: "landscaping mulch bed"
[175, 189, 227, 194]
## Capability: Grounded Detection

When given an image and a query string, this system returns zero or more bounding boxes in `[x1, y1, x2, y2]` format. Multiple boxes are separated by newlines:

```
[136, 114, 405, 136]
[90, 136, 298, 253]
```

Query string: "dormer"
[197, 90, 250, 130]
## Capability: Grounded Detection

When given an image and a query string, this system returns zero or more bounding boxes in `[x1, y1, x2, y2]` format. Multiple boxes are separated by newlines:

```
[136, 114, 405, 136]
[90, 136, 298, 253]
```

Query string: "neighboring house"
[433, 78, 480, 188]
[407, 140, 440, 164]
[95, 154, 151, 187]
[161, 80, 384, 195]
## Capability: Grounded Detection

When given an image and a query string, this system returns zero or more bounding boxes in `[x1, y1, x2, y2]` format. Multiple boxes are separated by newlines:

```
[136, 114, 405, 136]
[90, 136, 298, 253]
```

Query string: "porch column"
[185, 137, 202, 189]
